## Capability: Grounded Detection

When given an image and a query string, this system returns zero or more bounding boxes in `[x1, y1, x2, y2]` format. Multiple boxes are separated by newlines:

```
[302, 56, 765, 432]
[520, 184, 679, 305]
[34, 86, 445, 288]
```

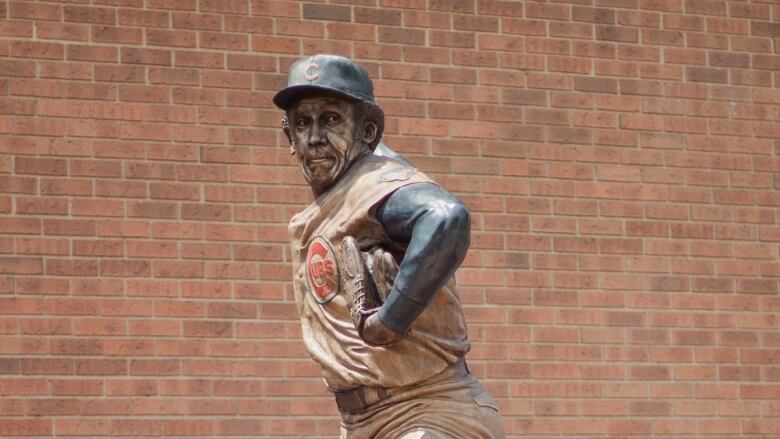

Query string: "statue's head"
[273, 54, 385, 196]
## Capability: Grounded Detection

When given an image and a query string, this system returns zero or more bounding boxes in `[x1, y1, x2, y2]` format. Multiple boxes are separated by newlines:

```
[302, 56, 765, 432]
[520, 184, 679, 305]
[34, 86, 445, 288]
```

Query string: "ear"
[281, 115, 293, 145]
[362, 121, 378, 147]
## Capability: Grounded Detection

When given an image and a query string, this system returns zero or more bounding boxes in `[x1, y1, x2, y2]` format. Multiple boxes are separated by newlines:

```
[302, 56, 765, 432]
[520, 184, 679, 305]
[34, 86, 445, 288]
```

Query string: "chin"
[304, 172, 336, 193]
[306, 165, 344, 190]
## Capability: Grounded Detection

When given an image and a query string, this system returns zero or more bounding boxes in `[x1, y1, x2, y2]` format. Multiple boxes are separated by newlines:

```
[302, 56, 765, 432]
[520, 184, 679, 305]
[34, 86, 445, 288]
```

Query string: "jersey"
[288, 154, 471, 392]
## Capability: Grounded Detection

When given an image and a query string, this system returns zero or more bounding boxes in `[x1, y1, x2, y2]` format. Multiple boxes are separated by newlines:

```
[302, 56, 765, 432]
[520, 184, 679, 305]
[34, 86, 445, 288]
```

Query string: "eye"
[295, 118, 309, 129]
[324, 113, 340, 125]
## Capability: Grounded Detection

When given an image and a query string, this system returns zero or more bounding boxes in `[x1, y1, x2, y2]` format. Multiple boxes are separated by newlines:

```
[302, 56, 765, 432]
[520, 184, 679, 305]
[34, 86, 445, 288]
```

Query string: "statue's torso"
[288, 155, 471, 391]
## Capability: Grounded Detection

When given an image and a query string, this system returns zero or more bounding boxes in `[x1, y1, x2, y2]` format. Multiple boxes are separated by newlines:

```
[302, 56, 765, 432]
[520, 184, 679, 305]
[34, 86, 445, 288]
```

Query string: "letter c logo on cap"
[303, 62, 320, 81]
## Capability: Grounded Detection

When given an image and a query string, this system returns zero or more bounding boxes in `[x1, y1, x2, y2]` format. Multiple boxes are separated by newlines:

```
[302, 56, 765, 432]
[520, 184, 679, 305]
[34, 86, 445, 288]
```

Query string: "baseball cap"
[272, 54, 375, 110]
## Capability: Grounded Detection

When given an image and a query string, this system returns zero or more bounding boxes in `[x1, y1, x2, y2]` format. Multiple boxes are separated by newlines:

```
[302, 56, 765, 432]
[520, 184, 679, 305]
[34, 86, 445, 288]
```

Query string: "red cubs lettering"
[310, 259, 334, 279]
[306, 237, 339, 303]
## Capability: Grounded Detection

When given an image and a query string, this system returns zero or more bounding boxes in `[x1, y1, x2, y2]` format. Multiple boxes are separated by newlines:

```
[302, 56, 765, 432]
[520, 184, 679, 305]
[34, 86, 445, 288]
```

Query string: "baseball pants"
[338, 360, 505, 439]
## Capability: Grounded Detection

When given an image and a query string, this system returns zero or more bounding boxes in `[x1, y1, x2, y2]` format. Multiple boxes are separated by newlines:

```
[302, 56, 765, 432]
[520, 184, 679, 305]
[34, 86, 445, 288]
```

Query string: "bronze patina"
[275, 54, 505, 438]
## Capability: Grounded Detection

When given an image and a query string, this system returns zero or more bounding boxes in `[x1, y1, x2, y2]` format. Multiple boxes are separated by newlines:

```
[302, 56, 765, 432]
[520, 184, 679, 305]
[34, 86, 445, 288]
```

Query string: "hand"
[342, 237, 404, 346]
[366, 246, 398, 303]
[361, 313, 404, 346]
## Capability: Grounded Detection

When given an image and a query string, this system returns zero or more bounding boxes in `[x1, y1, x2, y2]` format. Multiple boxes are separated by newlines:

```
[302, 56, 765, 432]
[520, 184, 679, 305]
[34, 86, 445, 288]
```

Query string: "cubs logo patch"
[376, 167, 417, 183]
[306, 236, 339, 304]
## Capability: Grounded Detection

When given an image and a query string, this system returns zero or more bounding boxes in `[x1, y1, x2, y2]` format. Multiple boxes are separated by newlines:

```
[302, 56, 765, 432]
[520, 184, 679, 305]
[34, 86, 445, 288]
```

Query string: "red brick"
[119, 8, 169, 27]
[124, 201, 174, 220]
[98, 259, 150, 277]
[526, 2, 568, 20]
[196, 30, 249, 50]
[380, 27, 424, 47]
[34, 22, 88, 41]
[122, 162, 172, 182]
[227, 60, 279, 82]
[92, 220, 148, 238]
[217, 419, 267, 435]
[172, 51, 224, 70]
[574, 6, 616, 24]
[171, 166, 225, 184]
[252, 35, 299, 54]
[398, 47, 446, 66]
[170, 126, 222, 145]
[110, 419, 162, 436]
[215, 15, 266, 35]
[473, 0, 521, 16]
[0, 176, 34, 196]
[198, 0, 247, 14]
[302, 3, 350, 21]
[0, 418, 52, 435]
[0, 59, 35, 78]
[143, 29, 194, 48]
[597, 25, 639, 42]
[173, 88, 225, 105]
[170, 12, 220, 31]
[149, 68, 200, 85]
[92, 25, 143, 44]
[64, 6, 115, 24]
[618, 10, 661, 27]
[117, 85, 168, 104]
[11, 41, 65, 59]
[9, 2, 61, 20]
[16, 238, 67, 256]
[247, 0, 295, 16]
[687, 66, 728, 83]
[15, 197, 68, 215]
[451, 15, 496, 33]
[428, 30, 474, 48]
[393, 11, 442, 31]
[0, 257, 43, 274]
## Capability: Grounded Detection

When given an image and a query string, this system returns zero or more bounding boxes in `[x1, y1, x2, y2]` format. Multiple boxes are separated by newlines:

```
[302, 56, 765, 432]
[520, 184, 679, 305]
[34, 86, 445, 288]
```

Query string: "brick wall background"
[1, 0, 779, 437]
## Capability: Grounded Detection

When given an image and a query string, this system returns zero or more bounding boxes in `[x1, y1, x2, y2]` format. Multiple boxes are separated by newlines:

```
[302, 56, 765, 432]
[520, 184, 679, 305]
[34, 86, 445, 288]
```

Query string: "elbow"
[450, 202, 471, 260]
[447, 202, 471, 242]
[428, 200, 471, 259]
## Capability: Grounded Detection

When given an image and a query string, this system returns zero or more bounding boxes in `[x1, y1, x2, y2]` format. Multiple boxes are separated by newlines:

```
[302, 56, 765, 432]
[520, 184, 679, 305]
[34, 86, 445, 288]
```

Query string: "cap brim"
[273, 84, 362, 110]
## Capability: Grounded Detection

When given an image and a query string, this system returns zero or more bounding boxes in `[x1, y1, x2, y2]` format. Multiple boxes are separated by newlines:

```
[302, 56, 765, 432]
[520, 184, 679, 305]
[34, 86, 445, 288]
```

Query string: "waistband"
[334, 357, 468, 414]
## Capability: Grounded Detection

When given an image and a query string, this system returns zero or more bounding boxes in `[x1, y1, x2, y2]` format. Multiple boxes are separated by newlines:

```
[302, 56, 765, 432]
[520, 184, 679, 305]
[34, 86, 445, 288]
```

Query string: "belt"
[334, 358, 469, 414]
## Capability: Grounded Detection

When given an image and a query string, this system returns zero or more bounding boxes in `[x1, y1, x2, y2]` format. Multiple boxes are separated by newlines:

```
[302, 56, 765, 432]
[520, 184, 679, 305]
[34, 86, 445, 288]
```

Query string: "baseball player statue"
[275, 54, 505, 438]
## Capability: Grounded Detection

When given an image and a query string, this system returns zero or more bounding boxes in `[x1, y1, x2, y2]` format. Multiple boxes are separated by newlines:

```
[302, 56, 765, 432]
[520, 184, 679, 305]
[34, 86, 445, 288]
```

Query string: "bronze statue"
[275, 54, 505, 438]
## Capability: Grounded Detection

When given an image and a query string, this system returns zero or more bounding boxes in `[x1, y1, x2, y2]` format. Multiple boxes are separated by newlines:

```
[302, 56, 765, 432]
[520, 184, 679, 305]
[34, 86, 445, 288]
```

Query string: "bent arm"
[374, 182, 471, 334]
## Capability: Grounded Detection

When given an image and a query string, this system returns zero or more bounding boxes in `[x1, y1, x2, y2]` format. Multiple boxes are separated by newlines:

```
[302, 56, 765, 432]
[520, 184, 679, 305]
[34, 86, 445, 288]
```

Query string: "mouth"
[306, 154, 336, 165]
[304, 156, 337, 177]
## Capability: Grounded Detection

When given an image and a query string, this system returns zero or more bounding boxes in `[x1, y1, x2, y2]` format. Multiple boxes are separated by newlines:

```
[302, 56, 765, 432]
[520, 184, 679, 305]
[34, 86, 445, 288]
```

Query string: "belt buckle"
[364, 386, 389, 406]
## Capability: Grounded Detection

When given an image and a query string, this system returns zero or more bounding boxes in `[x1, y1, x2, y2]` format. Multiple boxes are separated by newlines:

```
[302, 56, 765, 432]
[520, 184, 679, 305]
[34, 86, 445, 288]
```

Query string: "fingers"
[340, 240, 404, 345]
[381, 251, 398, 282]
[370, 247, 398, 302]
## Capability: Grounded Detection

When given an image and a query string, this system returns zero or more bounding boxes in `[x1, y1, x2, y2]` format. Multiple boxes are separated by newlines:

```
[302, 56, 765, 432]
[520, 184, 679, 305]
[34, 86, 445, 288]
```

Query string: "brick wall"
[1, 0, 779, 437]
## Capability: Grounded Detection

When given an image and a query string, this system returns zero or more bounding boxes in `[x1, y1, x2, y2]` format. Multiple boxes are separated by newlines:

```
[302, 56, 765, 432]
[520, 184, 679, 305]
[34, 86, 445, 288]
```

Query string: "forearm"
[374, 184, 470, 334]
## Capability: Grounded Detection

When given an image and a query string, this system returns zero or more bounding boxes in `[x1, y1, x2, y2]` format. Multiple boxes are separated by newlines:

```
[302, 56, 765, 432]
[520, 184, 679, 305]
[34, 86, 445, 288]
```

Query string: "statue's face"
[288, 95, 364, 195]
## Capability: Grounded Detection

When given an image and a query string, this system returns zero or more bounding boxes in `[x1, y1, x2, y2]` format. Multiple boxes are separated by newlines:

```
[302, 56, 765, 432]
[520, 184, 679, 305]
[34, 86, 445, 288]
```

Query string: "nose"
[308, 121, 326, 147]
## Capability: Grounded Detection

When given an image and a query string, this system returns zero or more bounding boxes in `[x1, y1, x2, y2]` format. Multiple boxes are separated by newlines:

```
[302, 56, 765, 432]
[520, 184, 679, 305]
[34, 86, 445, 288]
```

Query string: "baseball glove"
[341, 237, 399, 342]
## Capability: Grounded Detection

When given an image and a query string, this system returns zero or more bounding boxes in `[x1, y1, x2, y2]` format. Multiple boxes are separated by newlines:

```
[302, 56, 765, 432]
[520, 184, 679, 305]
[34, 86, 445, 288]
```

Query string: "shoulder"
[384, 182, 469, 219]
[352, 155, 434, 192]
